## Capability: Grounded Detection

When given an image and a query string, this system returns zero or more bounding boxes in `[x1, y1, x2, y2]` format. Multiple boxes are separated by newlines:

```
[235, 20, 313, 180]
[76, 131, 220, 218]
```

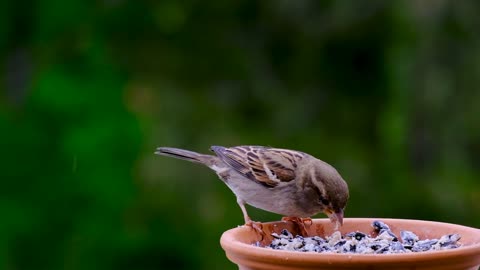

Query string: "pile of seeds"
[262, 220, 461, 254]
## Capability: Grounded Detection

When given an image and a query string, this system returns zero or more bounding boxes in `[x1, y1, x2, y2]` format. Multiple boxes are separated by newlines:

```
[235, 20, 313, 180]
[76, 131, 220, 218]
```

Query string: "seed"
[312, 236, 325, 243]
[400, 230, 419, 247]
[412, 239, 438, 252]
[376, 245, 390, 254]
[281, 229, 293, 238]
[369, 243, 382, 251]
[372, 220, 390, 232]
[438, 234, 461, 247]
[346, 231, 367, 241]
[391, 241, 406, 252]
[262, 220, 462, 254]
[334, 240, 347, 248]
[377, 230, 398, 242]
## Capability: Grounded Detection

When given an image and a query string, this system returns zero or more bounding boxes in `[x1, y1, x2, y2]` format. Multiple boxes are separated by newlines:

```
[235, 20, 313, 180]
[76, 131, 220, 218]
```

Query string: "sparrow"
[155, 145, 349, 233]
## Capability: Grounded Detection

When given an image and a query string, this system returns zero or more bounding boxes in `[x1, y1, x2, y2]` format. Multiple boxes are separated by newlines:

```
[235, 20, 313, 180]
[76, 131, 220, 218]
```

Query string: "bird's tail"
[155, 147, 214, 165]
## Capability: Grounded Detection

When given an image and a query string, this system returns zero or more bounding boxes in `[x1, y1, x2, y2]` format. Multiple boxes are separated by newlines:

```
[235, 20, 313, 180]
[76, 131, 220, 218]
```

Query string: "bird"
[155, 145, 349, 235]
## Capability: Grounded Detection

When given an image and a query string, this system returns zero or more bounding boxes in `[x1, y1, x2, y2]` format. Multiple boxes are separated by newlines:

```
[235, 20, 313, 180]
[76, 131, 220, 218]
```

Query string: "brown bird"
[155, 145, 349, 233]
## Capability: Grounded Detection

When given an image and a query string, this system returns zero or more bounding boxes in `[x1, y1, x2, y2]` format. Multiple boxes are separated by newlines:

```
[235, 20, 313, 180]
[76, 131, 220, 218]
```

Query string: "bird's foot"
[281, 217, 312, 237]
[245, 220, 265, 240]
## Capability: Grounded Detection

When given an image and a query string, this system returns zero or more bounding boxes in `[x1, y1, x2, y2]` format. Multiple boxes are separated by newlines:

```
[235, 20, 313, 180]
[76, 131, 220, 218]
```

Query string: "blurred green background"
[1, 0, 479, 269]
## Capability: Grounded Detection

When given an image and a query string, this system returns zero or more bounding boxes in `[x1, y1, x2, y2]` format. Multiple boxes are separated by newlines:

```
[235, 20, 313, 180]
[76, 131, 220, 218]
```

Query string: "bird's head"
[311, 161, 349, 228]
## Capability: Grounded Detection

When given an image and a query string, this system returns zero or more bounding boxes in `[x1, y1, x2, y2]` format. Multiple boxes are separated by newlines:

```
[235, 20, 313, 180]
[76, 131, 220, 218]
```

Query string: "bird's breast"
[219, 170, 320, 217]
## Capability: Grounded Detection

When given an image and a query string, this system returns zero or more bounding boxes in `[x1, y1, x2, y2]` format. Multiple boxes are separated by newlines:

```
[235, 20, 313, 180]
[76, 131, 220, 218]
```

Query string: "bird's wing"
[210, 145, 305, 188]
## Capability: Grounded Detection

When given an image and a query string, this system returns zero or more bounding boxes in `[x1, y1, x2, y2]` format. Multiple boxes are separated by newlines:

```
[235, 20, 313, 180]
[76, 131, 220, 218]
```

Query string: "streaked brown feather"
[211, 145, 305, 188]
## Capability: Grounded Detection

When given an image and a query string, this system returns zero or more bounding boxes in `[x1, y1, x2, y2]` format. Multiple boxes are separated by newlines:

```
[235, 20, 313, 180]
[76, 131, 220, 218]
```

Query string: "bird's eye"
[320, 198, 330, 205]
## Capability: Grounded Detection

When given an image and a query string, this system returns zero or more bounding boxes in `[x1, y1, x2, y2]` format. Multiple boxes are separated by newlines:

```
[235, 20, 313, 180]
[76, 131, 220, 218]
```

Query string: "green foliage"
[1, 1, 479, 269]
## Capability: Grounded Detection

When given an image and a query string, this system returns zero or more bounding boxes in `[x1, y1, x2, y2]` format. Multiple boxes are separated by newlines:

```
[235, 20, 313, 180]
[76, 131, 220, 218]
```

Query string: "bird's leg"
[281, 217, 312, 237]
[237, 198, 264, 237]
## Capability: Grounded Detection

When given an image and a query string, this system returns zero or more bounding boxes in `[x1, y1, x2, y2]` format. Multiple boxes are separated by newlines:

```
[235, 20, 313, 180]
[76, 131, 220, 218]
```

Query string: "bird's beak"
[324, 209, 344, 229]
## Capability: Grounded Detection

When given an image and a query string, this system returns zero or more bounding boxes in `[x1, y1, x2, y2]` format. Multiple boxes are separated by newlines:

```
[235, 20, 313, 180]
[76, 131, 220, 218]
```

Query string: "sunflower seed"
[262, 220, 462, 254]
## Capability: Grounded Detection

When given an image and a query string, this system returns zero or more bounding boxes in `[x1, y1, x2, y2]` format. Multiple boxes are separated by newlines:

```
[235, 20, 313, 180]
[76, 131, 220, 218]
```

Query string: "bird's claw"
[281, 217, 312, 237]
[245, 220, 265, 241]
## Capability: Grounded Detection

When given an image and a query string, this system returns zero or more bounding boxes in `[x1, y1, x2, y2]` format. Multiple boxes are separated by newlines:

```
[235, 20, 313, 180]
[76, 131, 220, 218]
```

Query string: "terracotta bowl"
[220, 218, 480, 270]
